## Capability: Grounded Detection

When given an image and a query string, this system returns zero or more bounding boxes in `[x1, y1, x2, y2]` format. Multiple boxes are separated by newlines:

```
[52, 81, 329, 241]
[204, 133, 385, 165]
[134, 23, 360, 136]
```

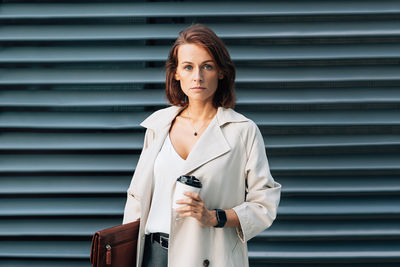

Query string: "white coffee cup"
[172, 175, 202, 209]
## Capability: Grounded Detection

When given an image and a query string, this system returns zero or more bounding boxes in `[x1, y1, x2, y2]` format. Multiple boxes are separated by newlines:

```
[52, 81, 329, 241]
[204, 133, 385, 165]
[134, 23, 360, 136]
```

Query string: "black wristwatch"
[214, 209, 227, 228]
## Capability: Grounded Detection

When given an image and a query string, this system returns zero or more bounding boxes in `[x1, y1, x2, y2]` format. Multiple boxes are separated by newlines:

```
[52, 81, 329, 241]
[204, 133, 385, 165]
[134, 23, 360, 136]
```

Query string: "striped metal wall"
[1, 0, 400, 266]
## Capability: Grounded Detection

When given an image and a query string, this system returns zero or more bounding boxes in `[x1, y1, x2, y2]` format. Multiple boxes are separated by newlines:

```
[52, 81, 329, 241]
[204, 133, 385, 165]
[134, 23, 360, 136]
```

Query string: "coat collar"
[140, 105, 249, 130]
[139, 105, 249, 175]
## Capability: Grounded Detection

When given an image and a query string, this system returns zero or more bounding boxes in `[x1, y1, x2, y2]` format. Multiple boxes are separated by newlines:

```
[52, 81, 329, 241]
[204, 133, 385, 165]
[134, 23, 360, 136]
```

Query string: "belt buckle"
[160, 235, 169, 249]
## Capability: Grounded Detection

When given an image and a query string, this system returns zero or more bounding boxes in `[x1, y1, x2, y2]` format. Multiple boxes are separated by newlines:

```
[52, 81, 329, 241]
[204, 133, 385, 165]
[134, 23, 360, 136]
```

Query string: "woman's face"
[174, 43, 223, 104]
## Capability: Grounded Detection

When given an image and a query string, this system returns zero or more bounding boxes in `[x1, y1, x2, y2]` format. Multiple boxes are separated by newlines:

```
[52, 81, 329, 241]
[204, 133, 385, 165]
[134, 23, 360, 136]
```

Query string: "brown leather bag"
[90, 219, 140, 267]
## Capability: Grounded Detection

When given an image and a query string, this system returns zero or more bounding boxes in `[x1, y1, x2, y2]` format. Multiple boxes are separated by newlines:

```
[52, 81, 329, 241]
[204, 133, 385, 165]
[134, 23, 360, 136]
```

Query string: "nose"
[193, 67, 203, 83]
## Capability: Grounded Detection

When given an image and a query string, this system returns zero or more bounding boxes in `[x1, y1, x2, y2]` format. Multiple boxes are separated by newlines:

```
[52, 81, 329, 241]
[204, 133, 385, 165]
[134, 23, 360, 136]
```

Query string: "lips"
[191, 87, 206, 90]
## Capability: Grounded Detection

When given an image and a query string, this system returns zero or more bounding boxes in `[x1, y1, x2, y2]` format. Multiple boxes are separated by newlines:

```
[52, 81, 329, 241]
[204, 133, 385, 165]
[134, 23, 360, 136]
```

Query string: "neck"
[184, 101, 217, 122]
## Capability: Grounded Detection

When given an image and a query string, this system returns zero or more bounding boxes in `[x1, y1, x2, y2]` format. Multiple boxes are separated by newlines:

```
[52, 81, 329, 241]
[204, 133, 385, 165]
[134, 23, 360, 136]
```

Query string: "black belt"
[147, 232, 169, 249]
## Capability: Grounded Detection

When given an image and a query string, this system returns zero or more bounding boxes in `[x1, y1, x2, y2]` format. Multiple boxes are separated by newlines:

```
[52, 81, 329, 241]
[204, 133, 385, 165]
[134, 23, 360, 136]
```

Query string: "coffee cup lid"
[177, 175, 202, 188]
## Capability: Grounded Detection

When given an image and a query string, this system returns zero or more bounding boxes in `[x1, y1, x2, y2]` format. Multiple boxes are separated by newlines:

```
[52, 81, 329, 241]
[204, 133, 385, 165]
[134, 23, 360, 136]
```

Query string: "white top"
[145, 133, 185, 234]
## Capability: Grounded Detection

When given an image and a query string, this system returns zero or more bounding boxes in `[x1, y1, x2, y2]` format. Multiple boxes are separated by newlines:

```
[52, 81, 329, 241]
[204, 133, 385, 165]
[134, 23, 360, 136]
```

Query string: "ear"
[174, 71, 180, 81]
[218, 72, 224, 79]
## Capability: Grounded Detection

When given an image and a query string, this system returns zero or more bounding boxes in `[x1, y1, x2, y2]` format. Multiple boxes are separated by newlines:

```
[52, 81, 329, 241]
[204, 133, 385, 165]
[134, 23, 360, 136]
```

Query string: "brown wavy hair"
[165, 23, 236, 108]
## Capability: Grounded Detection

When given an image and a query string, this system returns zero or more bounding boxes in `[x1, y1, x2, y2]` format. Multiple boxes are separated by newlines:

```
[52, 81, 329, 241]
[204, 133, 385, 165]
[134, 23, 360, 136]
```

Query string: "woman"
[123, 23, 281, 267]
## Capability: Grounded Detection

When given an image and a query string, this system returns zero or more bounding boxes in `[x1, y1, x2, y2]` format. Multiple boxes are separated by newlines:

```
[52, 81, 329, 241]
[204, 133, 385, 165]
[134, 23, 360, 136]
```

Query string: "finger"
[175, 198, 187, 205]
[175, 204, 190, 213]
[176, 204, 202, 214]
[176, 197, 199, 206]
[179, 211, 200, 218]
[183, 191, 202, 201]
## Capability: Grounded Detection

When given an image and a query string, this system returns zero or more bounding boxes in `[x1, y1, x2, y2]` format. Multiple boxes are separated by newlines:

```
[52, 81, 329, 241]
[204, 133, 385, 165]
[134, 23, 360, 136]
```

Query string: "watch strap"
[214, 209, 227, 228]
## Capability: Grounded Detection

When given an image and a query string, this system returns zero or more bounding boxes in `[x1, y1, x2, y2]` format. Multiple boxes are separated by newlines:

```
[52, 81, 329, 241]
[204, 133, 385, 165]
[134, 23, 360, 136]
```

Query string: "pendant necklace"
[187, 107, 215, 136]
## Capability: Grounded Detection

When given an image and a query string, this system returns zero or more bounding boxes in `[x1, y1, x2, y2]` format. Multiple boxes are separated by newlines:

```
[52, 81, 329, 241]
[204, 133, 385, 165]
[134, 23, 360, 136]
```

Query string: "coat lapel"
[181, 114, 230, 174]
[139, 105, 249, 176]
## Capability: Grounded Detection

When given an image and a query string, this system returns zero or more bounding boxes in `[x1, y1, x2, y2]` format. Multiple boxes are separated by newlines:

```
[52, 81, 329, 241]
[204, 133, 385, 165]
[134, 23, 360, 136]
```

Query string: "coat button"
[203, 259, 210, 267]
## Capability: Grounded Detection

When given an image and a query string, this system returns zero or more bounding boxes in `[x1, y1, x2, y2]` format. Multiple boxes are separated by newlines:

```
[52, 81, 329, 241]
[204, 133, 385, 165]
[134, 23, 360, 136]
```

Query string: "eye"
[204, 64, 213, 70]
[184, 65, 192, 70]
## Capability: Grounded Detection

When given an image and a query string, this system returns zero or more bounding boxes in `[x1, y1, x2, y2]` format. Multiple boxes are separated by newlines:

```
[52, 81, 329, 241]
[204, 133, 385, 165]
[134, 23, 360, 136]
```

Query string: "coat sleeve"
[122, 128, 154, 224]
[232, 121, 281, 242]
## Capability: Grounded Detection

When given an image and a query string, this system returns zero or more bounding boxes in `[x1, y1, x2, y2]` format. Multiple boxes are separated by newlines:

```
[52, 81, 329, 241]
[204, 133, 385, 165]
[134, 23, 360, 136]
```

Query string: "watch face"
[215, 209, 227, 228]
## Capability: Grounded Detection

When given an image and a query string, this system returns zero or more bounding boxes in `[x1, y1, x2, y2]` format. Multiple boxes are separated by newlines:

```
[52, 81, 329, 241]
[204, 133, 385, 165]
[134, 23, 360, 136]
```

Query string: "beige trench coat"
[122, 105, 281, 267]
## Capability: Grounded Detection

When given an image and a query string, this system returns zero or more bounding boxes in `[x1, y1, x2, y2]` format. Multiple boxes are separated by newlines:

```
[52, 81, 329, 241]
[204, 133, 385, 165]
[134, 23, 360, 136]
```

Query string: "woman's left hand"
[175, 191, 217, 227]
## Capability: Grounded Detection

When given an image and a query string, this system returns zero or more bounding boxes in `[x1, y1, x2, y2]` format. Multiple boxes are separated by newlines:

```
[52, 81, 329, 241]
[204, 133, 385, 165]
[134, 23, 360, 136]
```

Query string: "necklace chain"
[187, 107, 215, 136]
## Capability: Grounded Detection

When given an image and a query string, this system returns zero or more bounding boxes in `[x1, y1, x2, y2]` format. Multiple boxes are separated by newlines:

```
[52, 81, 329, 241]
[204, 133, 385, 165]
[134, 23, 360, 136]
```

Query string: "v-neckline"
[167, 133, 186, 162]
[168, 113, 217, 161]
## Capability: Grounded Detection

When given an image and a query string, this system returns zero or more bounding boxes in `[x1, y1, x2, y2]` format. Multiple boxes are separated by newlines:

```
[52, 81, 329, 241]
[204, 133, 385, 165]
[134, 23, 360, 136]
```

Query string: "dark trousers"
[141, 234, 168, 267]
